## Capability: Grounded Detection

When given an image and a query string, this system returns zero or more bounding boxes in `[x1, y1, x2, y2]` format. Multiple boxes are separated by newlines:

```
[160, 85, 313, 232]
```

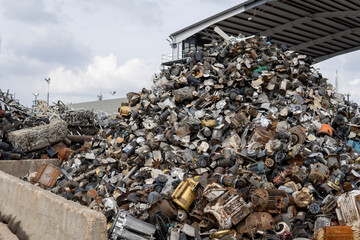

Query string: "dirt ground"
[0, 222, 18, 240]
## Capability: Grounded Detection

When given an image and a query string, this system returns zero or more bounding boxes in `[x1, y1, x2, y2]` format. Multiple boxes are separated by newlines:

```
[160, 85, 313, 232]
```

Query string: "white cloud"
[47, 54, 160, 103]
[350, 79, 360, 86]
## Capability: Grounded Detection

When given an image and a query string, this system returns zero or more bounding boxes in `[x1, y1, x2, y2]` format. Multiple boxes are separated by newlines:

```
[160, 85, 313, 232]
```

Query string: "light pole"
[32, 92, 39, 107]
[45, 78, 50, 105]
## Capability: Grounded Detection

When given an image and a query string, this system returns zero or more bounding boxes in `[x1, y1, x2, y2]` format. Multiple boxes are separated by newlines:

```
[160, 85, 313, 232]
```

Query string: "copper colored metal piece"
[35, 163, 61, 187]
[152, 159, 161, 169]
[313, 226, 357, 240]
[58, 147, 73, 162]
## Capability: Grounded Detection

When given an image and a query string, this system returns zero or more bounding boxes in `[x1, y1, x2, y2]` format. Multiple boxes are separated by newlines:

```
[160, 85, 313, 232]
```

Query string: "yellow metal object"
[119, 106, 131, 116]
[327, 180, 341, 191]
[172, 178, 198, 211]
[210, 230, 236, 239]
[201, 119, 216, 128]
[115, 137, 125, 144]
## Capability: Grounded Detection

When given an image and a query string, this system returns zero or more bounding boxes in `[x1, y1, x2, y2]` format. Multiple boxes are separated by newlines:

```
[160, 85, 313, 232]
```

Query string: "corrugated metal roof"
[170, 0, 360, 63]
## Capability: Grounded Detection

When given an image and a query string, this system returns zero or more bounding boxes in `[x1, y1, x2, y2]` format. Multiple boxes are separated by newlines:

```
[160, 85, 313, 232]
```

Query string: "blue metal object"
[348, 139, 360, 153]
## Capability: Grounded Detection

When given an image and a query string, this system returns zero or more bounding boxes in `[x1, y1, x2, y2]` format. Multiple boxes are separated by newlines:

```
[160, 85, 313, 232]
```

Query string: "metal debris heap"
[22, 34, 360, 239]
[0, 91, 104, 159]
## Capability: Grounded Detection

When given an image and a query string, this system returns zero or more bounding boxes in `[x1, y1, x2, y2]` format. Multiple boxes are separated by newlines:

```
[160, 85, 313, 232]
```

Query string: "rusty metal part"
[35, 163, 61, 187]
[294, 187, 313, 208]
[236, 212, 275, 236]
[309, 163, 329, 184]
[336, 190, 360, 226]
[66, 134, 93, 144]
[265, 157, 275, 167]
[289, 125, 307, 145]
[273, 169, 291, 185]
[204, 188, 250, 229]
[249, 127, 273, 144]
[312, 226, 359, 240]
[58, 147, 73, 162]
[152, 159, 161, 169]
[148, 199, 178, 219]
[251, 188, 294, 213]
[177, 209, 187, 222]
[290, 165, 307, 183]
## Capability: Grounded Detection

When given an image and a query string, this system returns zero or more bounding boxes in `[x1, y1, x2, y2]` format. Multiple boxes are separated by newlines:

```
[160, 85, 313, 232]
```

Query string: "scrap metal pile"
[23, 34, 360, 239]
[0, 91, 103, 160]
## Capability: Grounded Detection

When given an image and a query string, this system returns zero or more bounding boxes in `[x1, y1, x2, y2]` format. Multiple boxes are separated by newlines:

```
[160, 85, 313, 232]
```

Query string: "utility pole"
[45, 78, 50, 105]
[335, 70, 338, 93]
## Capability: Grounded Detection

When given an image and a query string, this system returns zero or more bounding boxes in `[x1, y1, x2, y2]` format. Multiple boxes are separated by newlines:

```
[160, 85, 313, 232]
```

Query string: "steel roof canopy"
[169, 0, 360, 63]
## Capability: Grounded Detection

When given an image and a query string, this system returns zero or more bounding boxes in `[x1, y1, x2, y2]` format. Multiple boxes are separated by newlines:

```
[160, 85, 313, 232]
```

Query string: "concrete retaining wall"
[0, 159, 61, 177]
[0, 170, 107, 240]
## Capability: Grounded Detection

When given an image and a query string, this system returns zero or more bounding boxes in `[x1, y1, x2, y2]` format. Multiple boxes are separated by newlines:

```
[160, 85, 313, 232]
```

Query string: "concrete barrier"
[0, 170, 107, 240]
[0, 159, 61, 177]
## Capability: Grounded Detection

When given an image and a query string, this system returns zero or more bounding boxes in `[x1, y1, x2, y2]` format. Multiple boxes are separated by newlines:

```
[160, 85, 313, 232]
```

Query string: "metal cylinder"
[251, 188, 294, 213]
[203, 127, 212, 137]
[211, 129, 223, 143]
[159, 109, 170, 122]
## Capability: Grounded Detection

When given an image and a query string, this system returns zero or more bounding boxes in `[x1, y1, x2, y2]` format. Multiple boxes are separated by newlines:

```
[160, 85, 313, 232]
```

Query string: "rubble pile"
[0, 91, 104, 159]
[23, 34, 360, 239]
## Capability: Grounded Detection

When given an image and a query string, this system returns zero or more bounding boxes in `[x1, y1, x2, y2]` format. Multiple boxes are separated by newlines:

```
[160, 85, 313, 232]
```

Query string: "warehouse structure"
[163, 0, 360, 65]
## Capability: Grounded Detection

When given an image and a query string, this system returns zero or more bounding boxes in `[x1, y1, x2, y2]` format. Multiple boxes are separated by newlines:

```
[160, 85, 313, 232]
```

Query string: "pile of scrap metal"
[0, 90, 104, 160]
[24, 31, 360, 240]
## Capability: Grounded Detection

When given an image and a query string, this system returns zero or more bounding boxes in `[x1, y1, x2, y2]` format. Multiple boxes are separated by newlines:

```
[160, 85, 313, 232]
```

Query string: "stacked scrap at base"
[26, 34, 360, 240]
[0, 93, 105, 160]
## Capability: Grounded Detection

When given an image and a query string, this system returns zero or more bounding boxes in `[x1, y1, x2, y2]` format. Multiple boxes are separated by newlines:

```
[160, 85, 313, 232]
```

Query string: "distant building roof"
[69, 97, 127, 114]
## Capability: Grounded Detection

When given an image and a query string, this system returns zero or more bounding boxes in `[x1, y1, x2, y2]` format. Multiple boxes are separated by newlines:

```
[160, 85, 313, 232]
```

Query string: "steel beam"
[260, 10, 360, 36]
[291, 27, 360, 51]
[314, 45, 360, 63]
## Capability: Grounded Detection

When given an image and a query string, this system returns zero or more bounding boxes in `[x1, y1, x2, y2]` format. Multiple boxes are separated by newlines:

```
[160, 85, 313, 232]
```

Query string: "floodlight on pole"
[45, 78, 50, 105]
[32, 92, 39, 101]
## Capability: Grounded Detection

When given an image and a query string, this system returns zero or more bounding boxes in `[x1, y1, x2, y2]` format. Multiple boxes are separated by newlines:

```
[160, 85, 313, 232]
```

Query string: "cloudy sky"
[0, 0, 359, 106]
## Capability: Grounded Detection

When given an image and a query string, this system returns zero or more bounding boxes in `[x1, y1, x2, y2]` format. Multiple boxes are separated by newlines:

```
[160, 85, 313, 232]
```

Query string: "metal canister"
[211, 129, 223, 144]
[203, 127, 212, 137]
[220, 174, 238, 188]
[159, 109, 171, 122]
